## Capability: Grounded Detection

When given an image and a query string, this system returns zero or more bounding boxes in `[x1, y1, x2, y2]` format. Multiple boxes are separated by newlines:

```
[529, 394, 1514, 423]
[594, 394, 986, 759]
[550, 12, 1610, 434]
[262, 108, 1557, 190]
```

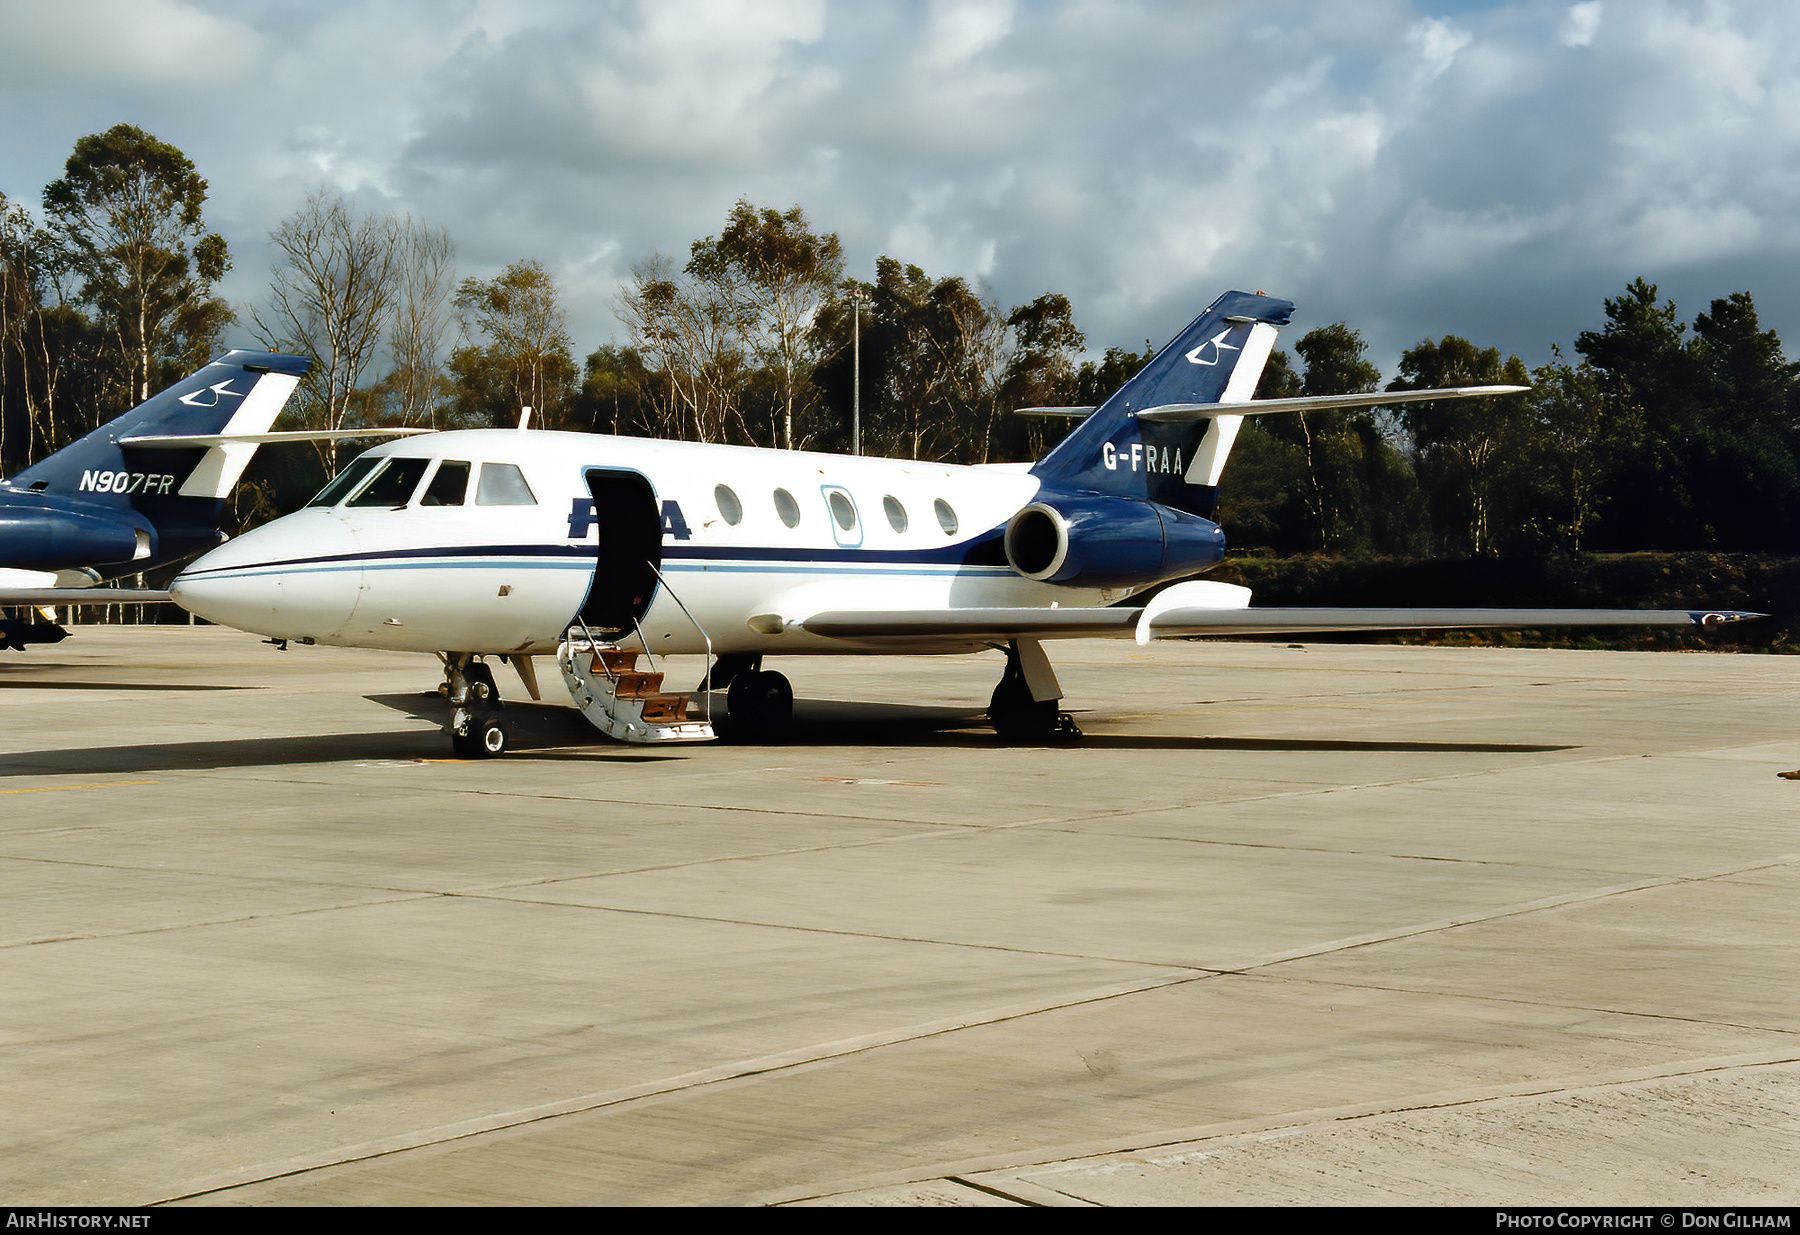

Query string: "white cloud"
[5, 0, 1800, 373]
[1560, 1, 1602, 48]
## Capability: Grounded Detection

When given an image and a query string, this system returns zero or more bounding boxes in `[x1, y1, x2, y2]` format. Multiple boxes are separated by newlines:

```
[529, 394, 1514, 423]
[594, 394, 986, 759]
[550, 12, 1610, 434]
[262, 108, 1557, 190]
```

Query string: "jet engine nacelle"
[1003, 495, 1225, 588]
[0, 507, 150, 570]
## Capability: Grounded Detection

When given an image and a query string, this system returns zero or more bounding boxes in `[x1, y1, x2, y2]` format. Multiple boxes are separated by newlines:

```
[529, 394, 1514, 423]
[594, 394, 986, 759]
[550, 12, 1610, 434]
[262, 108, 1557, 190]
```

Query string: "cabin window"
[827, 490, 857, 533]
[307, 457, 381, 507]
[715, 484, 742, 526]
[347, 457, 430, 508]
[934, 498, 959, 535]
[773, 487, 801, 528]
[475, 462, 537, 506]
[421, 461, 470, 506]
[883, 495, 908, 533]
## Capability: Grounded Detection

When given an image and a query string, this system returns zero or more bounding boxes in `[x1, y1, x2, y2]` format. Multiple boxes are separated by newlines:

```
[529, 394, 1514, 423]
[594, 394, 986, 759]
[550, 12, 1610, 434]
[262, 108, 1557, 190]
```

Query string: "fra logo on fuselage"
[568, 498, 692, 540]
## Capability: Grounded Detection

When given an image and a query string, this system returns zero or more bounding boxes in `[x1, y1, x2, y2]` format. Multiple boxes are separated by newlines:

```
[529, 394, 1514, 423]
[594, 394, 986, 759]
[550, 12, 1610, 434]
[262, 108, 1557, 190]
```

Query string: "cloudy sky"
[3, 0, 1797, 377]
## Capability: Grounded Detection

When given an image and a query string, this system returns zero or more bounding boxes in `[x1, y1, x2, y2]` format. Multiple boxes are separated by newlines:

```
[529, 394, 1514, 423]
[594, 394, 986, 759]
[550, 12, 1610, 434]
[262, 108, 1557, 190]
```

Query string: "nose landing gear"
[444, 654, 510, 758]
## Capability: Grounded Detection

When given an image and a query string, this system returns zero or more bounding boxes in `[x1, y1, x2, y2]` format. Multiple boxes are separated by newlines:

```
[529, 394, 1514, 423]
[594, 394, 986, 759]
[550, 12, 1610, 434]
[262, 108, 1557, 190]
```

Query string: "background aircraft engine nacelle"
[0, 508, 148, 570]
[1003, 496, 1224, 588]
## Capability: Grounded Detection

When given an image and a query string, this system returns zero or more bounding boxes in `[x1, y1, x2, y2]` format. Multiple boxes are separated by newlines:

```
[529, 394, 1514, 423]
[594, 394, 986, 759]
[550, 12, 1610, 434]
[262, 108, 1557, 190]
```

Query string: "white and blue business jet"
[169, 291, 1754, 757]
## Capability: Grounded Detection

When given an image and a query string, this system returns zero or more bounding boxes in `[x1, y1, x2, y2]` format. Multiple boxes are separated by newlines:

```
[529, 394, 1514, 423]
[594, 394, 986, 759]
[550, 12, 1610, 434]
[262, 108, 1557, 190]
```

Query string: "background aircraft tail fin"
[5, 351, 311, 564]
[1031, 290, 1292, 516]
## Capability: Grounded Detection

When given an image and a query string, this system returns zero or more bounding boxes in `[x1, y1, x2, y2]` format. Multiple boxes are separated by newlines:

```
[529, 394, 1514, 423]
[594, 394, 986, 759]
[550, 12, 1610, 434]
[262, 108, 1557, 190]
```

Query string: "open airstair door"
[577, 468, 662, 635]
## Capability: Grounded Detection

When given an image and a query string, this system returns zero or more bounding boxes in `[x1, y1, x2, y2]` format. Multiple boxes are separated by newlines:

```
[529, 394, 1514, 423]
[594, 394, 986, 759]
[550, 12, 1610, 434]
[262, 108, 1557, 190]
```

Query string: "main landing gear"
[988, 638, 1080, 744]
[703, 653, 794, 743]
[443, 654, 510, 758]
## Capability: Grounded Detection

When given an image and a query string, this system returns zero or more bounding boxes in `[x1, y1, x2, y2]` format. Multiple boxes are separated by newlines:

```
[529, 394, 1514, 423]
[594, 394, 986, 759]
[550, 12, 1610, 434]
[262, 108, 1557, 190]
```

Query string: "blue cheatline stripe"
[181, 530, 1013, 580]
[190, 555, 1017, 584]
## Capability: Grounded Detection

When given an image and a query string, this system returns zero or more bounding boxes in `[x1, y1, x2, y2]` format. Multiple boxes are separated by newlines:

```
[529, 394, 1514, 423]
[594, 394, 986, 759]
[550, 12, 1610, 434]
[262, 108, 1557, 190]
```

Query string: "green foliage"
[1225, 325, 1412, 555]
[809, 256, 1009, 462]
[450, 260, 577, 430]
[1074, 343, 1155, 406]
[693, 201, 843, 449]
[1573, 280, 1800, 552]
[1391, 335, 1532, 557]
[42, 123, 231, 410]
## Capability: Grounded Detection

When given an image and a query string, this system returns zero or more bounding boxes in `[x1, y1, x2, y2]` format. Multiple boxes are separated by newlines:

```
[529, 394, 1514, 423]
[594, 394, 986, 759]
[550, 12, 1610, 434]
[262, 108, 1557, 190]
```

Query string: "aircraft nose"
[171, 513, 361, 641]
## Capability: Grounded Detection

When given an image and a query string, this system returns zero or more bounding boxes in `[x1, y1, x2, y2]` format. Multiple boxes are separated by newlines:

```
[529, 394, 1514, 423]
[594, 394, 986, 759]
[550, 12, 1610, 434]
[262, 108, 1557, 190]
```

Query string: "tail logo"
[178, 379, 247, 408]
[1184, 329, 1239, 367]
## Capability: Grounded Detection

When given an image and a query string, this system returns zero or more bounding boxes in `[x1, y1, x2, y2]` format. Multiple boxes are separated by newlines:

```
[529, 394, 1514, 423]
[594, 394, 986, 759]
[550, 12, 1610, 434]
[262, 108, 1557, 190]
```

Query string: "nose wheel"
[452, 710, 510, 758]
[445, 655, 510, 758]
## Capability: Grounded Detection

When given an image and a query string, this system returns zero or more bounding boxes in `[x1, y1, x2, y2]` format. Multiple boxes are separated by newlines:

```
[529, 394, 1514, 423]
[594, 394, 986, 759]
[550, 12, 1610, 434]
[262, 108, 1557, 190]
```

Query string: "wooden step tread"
[638, 694, 691, 723]
[593, 649, 640, 674]
[610, 671, 665, 698]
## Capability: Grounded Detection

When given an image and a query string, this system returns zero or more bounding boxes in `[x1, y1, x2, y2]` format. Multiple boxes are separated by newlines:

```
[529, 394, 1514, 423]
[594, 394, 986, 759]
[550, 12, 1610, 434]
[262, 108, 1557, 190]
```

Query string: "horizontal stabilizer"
[1012, 406, 1098, 418]
[1134, 385, 1530, 422]
[120, 428, 435, 448]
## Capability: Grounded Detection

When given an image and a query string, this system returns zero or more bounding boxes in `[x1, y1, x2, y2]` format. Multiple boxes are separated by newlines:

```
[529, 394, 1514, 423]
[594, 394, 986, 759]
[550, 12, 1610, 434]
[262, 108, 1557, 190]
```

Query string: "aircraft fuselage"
[170, 430, 1163, 658]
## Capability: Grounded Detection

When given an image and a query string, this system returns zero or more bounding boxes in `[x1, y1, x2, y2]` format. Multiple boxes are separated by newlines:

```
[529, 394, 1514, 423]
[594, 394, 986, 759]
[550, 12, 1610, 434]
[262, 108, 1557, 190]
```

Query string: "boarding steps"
[558, 635, 715, 743]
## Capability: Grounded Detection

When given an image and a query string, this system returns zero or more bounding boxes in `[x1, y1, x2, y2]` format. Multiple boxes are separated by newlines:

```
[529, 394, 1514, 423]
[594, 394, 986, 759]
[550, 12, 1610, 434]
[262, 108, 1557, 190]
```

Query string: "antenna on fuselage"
[517, 406, 532, 431]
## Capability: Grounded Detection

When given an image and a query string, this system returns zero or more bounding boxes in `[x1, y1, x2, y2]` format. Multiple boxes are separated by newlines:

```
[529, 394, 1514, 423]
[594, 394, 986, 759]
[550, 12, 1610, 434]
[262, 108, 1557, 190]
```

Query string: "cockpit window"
[347, 457, 431, 508]
[421, 460, 470, 506]
[306, 457, 381, 507]
[475, 462, 537, 506]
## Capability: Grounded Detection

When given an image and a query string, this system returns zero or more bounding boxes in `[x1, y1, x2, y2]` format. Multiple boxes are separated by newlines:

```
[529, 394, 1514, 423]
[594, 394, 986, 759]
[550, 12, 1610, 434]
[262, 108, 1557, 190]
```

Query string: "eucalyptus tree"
[695, 202, 843, 450]
[1391, 336, 1531, 557]
[250, 190, 403, 472]
[385, 221, 457, 427]
[450, 259, 577, 431]
[616, 252, 746, 443]
[42, 124, 230, 411]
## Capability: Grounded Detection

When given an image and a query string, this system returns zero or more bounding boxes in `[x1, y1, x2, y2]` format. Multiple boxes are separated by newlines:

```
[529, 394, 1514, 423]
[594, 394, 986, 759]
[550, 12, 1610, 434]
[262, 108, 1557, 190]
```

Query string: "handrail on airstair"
[572, 614, 613, 683]
[568, 567, 714, 729]
[644, 560, 712, 727]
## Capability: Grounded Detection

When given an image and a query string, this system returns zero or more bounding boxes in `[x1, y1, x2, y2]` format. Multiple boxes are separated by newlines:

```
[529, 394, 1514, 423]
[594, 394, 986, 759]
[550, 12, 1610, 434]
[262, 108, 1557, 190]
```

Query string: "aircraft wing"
[0, 588, 171, 605]
[797, 603, 1759, 646]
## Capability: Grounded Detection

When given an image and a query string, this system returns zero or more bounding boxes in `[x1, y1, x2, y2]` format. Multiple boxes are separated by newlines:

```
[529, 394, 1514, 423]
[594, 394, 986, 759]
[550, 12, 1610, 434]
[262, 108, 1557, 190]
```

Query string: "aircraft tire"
[989, 677, 1059, 744]
[452, 711, 509, 759]
[727, 670, 793, 742]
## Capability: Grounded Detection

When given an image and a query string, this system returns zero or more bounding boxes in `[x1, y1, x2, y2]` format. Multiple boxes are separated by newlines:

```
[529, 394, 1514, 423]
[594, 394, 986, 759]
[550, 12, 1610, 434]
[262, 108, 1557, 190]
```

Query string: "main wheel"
[452, 711, 509, 758]
[728, 669, 794, 742]
[989, 675, 1059, 744]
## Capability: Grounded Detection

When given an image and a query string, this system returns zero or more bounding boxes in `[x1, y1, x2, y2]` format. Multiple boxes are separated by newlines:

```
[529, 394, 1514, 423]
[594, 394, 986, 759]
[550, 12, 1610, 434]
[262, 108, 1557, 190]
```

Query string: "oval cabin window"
[934, 498, 959, 535]
[773, 487, 801, 528]
[715, 484, 742, 526]
[883, 495, 908, 533]
[827, 490, 857, 532]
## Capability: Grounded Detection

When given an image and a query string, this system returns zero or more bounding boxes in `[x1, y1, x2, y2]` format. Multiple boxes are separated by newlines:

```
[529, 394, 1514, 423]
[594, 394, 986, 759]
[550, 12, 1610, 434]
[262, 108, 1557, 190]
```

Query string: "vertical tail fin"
[1032, 290, 1292, 515]
[5, 350, 311, 565]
